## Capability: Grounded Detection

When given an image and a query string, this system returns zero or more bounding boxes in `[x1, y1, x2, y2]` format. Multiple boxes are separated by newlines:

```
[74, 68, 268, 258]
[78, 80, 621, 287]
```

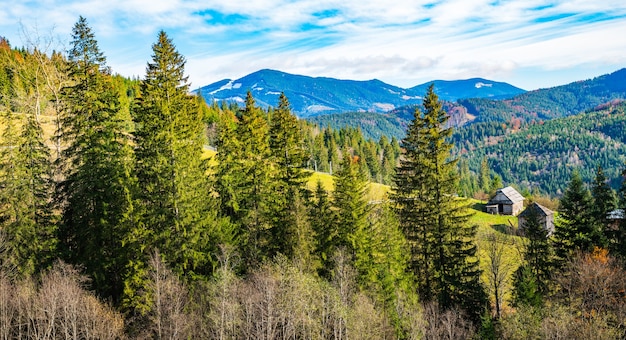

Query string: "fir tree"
[267, 93, 311, 262]
[309, 180, 336, 277]
[554, 170, 597, 262]
[392, 84, 486, 322]
[519, 203, 552, 295]
[512, 265, 543, 308]
[216, 92, 274, 268]
[591, 165, 616, 248]
[129, 31, 217, 307]
[614, 166, 626, 258]
[479, 157, 491, 193]
[332, 152, 369, 255]
[57, 16, 135, 303]
[12, 116, 56, 275]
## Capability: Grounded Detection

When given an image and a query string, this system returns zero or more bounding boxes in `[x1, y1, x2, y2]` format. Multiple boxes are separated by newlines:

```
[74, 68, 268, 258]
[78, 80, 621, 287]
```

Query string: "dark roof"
[488, 186, 525, 205]
[519, 202, 553, 217]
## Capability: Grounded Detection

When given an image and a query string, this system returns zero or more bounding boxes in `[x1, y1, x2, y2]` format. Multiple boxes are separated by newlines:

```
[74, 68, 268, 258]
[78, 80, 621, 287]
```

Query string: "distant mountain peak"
[196, 69, 526, 118]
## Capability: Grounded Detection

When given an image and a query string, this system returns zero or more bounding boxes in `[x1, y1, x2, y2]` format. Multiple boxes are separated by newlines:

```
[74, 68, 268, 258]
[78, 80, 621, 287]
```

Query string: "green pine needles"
[392, 84, 486, 321]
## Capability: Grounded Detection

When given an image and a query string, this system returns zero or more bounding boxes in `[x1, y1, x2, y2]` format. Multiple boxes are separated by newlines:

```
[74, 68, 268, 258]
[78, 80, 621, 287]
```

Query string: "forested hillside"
[1, 18, 625, 339]
[460, 68, 626, 123]
[454, 102, 626, 195]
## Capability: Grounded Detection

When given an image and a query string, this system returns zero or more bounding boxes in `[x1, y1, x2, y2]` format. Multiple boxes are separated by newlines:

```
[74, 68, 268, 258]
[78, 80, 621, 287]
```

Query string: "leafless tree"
[553, 249, 626, 329]
[142, 251, 191, 340]
[18, 23, 70, 161]
[420, 302, 475, 340]
[485, 233, 515, 318]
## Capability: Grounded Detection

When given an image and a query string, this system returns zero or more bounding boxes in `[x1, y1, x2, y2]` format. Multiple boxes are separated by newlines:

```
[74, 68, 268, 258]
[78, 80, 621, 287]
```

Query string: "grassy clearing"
[305, 171, 391, 202]
[468, 199, 524, 312]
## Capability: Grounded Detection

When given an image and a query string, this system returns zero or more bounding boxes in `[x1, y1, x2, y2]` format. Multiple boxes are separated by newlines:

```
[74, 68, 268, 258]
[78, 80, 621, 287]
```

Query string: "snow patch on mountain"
[225, 96, 245, 103]
[475, 82, 493, 88]
[307, 105, 335, 113]
[374, 103, 395, 111]
[209, 80, 233, 95]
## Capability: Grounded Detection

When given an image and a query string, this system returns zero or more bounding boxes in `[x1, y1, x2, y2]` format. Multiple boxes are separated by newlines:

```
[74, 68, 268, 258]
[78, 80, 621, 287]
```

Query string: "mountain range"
[196, 69, 525, 117]
[308, 68, 626, 140]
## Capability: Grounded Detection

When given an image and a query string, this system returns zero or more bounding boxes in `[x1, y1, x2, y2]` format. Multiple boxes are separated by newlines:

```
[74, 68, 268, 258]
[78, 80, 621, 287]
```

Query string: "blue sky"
[2, 0, 626, 91]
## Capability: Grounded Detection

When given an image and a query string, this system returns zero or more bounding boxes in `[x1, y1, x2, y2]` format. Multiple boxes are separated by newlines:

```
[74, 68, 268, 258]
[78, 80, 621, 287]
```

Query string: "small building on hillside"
[607, 208, 625, 230]
[518, 202, 555, 236]
[486, 186, 525, 216]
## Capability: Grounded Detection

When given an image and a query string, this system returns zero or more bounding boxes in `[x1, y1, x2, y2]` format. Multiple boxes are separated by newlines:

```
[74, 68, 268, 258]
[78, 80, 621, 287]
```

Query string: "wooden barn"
[518, 202, 555, 236]
[486, 186, 525, 216]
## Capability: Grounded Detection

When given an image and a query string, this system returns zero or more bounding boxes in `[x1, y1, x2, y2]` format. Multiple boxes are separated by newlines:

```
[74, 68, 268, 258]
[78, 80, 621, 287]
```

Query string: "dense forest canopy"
[1, 19, 626, 339]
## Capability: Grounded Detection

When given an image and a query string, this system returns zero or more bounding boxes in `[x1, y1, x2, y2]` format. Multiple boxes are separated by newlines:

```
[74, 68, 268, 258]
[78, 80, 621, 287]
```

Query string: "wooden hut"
[518, 202, 555, 236]
[486, 186, 525, 216]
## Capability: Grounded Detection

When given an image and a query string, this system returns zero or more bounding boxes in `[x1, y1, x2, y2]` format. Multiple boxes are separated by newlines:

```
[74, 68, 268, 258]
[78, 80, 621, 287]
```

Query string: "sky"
[1, 0, 626, 91]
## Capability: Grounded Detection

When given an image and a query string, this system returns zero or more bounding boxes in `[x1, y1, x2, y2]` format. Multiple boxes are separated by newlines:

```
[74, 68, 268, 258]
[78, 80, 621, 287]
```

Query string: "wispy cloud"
[2, 0, 626, 89]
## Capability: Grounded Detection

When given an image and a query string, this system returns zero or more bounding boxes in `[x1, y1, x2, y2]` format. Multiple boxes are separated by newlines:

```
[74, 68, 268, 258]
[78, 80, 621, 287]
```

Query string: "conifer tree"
[57, 16, 135, 302]
[267, 93, 311, 261]
[518, 204, 552, 294]
[10, 116, 56, 275]
[591, 165, 616, 247]
[479, 157, 491, 193]
[392, 84, 486, 322]
[332, 152, 369, 255]
[554, 170, 597, 262]
[310, 180, 336, 277]
[614, 167, 626, 258]
[216, 92, 273, 268]
[0, 35, 59, 277]
[129, 31, 217, 306]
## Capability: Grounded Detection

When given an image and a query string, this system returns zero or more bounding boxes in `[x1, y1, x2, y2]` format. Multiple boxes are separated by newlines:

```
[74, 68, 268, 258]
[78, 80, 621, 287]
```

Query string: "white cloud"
[2, 0, 626, 90]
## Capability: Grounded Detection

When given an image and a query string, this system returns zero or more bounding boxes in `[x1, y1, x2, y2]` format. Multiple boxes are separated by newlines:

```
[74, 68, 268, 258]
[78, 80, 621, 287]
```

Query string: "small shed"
[518, 202, 555, 236]
[607, 208, 624, 230]
[486, 186, 525, 216]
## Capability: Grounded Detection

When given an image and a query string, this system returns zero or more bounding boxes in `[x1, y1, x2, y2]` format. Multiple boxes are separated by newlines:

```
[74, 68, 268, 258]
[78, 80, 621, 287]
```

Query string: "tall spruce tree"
[614, 167, 626, 258]
[0, 35, 58, 277]
[267, 93, 311, 261]
[392, 84, 486, 322]
[554, 170, 597, 262]
[310, 180, 336, 277]
[215, 92, 273, 268]
[518, 204, 552, 295]
[332, 152, 369, 256]
[0, 100, 55, 277]
[11, 116, 56, 275]
[57, 16, 135, 302]
[129, 31, 216, 307]
[479, 157, 491, 193]
[591, 165, 616, 248]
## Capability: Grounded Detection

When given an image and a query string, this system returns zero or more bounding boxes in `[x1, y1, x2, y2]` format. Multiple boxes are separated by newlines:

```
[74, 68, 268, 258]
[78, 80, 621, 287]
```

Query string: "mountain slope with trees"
[454, 102, 626, 195]
[460, 68, 626, 123]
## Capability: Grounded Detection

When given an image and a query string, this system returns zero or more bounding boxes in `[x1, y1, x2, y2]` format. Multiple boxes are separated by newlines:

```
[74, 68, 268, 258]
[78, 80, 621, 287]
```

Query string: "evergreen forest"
[0, 17, 625, 339]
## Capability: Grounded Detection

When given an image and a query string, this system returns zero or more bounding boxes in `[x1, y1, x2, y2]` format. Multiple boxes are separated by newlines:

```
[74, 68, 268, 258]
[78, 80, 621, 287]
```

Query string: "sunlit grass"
[305, 171, 391, 201]
[467, 198, 524, 313]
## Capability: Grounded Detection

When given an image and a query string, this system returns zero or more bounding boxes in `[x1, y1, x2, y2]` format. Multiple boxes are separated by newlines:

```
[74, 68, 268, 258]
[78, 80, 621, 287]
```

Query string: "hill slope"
[460, 68, 626, 122]
[411, 78, 525, 101]
[455, 101, 626, 194]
